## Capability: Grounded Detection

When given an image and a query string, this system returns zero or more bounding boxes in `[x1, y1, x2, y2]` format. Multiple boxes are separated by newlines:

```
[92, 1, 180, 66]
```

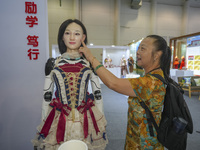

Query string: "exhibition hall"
[0, 0, 200, 150]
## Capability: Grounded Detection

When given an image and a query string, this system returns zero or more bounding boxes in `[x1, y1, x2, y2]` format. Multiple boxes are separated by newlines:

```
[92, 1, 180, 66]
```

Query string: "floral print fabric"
[125, 69, 166, 150]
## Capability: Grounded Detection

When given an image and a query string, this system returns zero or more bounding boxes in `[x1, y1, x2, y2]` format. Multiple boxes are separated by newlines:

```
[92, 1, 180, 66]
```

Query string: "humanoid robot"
[32, 19, 107, 150]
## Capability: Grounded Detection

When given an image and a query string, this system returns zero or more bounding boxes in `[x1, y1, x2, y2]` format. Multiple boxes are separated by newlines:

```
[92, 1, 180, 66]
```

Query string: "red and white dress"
[32, 52, 108, 150]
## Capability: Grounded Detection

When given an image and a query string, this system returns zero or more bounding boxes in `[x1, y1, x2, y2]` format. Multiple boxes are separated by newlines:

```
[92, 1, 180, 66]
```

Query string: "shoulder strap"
[139, 74, 167, 136]
[151, 74, 168, 85]
[139, 101, 159, 136]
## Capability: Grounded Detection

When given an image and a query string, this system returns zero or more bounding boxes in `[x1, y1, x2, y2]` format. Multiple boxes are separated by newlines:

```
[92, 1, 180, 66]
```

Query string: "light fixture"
[90, 43, 93, 46]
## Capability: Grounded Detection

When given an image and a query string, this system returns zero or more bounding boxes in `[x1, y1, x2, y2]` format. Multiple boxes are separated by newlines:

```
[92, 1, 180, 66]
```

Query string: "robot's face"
[63, 22, 86, 52]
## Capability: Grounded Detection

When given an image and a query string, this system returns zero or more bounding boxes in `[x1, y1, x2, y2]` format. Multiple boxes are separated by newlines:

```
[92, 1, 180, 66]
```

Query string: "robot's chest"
[54, 63, 91, 86]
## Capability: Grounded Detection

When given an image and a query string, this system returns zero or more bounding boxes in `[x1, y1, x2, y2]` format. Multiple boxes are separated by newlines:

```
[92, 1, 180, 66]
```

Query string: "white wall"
[188, 7, 200, 33]
[82, 0, 115, 45]
[156, 4, 183, 36]
[47, 0, 200, 56]
[120, 1, 151, 45]
[0, 0, 49, 149]
[48, 0, 75, 55]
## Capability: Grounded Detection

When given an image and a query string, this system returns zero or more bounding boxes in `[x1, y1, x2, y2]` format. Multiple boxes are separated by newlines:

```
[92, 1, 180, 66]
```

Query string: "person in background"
[79, 35, 172, 150]
[32, 19, 108, 150]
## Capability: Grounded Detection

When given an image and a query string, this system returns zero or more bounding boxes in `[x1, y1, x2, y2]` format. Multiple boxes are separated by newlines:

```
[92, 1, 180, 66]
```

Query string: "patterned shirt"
[125, 69, 166, 150]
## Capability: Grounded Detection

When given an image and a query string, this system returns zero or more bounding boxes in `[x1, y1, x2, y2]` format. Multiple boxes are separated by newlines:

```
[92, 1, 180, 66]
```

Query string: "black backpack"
[139, 74, 193, 150]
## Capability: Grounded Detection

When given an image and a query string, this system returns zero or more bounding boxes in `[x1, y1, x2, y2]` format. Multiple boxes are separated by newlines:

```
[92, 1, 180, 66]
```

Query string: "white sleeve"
[41, 74, 54, 120]
[90, 72, 104, 114]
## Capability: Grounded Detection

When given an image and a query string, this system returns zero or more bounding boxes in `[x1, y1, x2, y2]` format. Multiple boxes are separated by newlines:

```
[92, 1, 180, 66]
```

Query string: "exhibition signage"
[25, 1, 39, 60]
[186, 35, 200, 75]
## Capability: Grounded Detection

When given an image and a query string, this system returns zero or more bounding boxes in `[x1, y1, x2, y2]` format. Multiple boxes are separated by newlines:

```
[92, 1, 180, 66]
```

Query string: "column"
[74, 0, 81, 20]
[114, 0, 120, 45]
[182, 0, 190, 35]
[151, 0, 157, 34]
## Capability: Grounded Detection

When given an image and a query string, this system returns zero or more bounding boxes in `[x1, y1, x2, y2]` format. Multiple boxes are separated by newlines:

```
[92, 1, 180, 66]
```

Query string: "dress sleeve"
[90, 71, 104, 114]
[41, 58, 55, 120]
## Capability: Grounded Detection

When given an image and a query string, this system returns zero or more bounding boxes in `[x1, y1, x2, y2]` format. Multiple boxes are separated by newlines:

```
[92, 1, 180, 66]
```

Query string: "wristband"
[94, 64, 103, 72]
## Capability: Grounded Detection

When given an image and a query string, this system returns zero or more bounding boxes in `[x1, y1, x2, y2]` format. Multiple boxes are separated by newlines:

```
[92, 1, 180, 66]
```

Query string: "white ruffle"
[31, 105, 108, 150]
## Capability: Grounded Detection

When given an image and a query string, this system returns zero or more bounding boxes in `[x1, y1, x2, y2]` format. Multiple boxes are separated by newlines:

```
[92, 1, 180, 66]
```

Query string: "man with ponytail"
[79, 35, 176, 149]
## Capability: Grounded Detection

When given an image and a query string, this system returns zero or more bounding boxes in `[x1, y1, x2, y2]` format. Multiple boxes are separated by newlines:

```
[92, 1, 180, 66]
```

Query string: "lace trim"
[62, 52, 82, 60]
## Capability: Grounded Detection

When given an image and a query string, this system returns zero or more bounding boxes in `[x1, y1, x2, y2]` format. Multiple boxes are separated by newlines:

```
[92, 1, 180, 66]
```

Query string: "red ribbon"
[39, 98, 71, 144]
[77, 99, 100, 138]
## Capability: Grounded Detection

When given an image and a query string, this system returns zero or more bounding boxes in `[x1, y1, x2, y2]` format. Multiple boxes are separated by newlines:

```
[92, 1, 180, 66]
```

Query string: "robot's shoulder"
[45, 58, 55, 76]
[80, 58, 90, 66]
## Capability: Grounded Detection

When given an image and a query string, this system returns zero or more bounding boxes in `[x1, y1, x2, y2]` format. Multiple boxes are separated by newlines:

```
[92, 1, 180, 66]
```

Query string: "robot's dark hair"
[57, 19, 88, 54]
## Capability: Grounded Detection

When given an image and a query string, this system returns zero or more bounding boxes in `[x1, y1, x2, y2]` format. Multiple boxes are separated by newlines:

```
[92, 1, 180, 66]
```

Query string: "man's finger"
[82, 40, 86, 47]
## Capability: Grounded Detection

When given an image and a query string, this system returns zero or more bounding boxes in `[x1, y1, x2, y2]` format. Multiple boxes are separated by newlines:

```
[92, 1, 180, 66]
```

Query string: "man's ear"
[154, 51, 162, 61]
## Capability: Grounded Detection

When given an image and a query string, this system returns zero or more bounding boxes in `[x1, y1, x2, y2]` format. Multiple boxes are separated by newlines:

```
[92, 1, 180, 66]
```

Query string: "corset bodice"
[52, 59, 92, 108]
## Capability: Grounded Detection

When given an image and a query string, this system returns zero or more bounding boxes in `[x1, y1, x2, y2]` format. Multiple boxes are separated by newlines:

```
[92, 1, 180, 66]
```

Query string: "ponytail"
[147, 35, 173, 83]
[161, 46, 171, 76]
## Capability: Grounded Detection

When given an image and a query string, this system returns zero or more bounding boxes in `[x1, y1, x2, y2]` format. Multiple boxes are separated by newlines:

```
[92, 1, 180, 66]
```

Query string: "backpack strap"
[151, 74, 168, 85]
[139, 101, 159, 136]
[138, 74, 167, 137]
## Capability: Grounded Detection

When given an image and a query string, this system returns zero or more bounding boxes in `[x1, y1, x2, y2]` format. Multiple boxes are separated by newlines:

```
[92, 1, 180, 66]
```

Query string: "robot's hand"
[45, 58, 55, 76]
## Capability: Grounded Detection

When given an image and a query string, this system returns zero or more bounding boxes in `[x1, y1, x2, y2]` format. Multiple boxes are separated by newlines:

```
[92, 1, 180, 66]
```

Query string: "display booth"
[170, 69, 194, 82]
[170, 32, 200, 76]
[186, 35, 200, 75]
[87, 45, 130, 83]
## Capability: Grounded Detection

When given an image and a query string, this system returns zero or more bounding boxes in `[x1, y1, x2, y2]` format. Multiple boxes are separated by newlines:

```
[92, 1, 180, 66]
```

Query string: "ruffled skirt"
[32, 103, 108, 150]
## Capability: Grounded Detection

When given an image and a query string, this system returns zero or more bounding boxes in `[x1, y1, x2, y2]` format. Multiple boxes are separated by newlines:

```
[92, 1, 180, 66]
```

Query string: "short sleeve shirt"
[125, 69, 166, 150]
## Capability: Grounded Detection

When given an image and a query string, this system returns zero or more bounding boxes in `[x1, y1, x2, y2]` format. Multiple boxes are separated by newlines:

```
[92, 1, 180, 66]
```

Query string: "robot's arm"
[90, 72, 104, 114]
[41, 58, 55, 120]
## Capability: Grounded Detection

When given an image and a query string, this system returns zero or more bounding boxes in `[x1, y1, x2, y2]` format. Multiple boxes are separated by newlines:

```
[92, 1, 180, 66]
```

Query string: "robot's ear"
[45, 58, 55, 76]
[82, 34, 86, 43]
